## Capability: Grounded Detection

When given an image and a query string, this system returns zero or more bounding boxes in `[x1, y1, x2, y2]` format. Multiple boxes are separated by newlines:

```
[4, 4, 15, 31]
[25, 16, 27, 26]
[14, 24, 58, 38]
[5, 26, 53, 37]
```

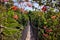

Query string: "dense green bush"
[29, 11, 60, 40]
[0, 9, 29, 40]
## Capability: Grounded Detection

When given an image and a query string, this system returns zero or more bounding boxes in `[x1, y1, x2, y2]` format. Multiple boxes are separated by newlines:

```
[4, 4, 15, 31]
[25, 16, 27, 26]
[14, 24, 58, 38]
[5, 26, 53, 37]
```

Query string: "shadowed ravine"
[21, 11, 38, 40]
[21, 21, 35, 40]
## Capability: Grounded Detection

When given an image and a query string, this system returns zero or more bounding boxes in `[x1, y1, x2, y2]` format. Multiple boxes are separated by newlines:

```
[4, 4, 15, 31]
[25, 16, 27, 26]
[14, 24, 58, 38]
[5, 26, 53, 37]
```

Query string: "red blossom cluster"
[11, 6, 18, 11]
[43, 26, 53, 37]
[45, 29, 53, 33]
[51, 15, 56, 19]
[43, 26, 53, 33]
[42, 6, 47, 12]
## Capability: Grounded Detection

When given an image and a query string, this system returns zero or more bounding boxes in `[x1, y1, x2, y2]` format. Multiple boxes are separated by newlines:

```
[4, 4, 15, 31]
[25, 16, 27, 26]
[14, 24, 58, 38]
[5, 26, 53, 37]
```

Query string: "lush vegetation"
[28, 11, 60, 40]
[0, 4, 60, 40]
[0, 5, 29, 40]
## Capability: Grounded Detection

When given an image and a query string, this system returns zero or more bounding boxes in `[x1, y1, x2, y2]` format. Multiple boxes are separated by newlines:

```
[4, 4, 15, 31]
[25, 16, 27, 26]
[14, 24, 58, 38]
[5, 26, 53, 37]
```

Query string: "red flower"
[51, 16, 56, 19]
[45, 29, 49, 32]
[13, 14, 18, 20]
[11, 6, 18, 11]
[49, 29, 53, 32]
[42, 6, 47, 12]
[43, 34, 48, 37]
[45, 29, 53, 33]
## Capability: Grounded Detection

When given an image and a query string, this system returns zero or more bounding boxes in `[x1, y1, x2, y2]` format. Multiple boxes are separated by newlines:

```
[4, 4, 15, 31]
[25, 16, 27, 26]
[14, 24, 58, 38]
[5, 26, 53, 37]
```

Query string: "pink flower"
[27, 3, 32, 7]
[1, 0, 4, 2]
[42, 6, 47, 12]
[43, 26, 47, 29]
[13, 14, 18, 20]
